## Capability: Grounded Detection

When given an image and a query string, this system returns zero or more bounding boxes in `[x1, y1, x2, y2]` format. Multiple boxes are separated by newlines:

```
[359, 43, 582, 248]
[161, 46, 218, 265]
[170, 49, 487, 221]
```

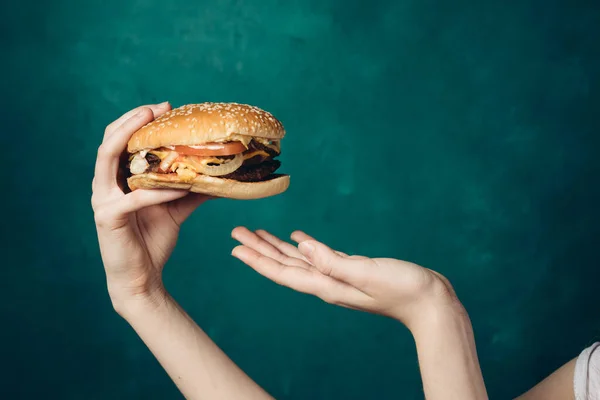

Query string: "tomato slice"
[172, 141, 246, 156]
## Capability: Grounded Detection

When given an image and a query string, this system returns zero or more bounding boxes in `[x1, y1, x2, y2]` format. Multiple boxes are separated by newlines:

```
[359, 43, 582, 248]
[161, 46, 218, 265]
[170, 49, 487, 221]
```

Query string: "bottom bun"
[127, 173, 290, 200]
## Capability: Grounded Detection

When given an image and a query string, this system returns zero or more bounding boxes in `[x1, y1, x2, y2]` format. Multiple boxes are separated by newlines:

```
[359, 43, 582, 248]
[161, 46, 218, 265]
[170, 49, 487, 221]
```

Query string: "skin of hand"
[230, 227, 459, 329]
[91, 104, 273, 400]
[231, 227, 489, 400]
[91, 102, 209, 310]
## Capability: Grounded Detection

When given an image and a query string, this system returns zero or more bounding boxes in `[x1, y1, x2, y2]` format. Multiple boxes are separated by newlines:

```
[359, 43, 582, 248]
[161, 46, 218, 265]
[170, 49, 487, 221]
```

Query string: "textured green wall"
[2, 0, 599, 398]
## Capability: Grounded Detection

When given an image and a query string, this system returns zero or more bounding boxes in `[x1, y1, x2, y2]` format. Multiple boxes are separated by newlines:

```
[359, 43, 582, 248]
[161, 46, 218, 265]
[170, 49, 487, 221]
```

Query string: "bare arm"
[231, 227, 489, 400]
[514, 358, 576, 400]
[117, 294, 273, 400]
[93, 103, 272, 400]
[410, 301, 488, 400]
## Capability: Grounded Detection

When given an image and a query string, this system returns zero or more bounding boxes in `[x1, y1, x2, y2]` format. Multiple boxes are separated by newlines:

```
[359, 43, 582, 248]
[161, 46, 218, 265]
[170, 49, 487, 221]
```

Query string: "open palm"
[231, 227, 456, 326]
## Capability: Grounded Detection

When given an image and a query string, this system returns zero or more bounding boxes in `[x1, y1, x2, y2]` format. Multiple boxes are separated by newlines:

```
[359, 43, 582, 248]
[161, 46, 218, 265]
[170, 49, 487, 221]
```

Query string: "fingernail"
[159, 101, 170, 107]
[299, 241, 315, 256]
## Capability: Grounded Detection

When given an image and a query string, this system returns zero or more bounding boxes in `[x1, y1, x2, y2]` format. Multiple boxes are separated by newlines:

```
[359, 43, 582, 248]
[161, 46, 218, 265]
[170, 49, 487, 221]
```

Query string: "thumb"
[118, 189, 188, 215]
[299, 240, 366, 286]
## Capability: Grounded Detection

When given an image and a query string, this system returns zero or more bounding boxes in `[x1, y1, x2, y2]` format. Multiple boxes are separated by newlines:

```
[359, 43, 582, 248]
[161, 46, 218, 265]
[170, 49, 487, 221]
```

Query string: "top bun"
[127, 102, 285, 153]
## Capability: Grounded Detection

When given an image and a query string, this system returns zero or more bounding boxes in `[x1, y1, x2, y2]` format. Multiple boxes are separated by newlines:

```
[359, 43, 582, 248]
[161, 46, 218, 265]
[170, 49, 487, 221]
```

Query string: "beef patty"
[222, 159, 281, 182]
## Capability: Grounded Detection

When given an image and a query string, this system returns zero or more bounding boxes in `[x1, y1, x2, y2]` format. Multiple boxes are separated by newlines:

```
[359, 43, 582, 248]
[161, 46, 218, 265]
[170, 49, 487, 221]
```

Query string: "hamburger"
[126, 102, 289, 199]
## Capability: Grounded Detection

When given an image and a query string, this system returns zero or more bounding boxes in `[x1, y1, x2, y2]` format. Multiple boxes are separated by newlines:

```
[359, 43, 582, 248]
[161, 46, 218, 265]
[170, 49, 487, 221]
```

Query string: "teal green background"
[2, 0, 599, 398]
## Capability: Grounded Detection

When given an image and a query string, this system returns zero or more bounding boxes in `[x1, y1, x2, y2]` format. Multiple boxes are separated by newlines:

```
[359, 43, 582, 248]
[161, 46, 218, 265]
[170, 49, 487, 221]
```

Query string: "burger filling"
[127, 137, 281, 182]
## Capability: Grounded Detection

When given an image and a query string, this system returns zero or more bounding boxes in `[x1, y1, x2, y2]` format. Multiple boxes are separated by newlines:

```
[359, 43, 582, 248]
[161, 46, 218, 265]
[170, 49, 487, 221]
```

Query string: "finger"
[94, 189, 189, 230]
[94, 108, 154, 195]
[255, 230, 310, 263]
[232, 227, 311, 269]
[291, 230, 349, 257]
[115, 189, 188, 216]
[290, 230, 316, 243]
[232, 246, 371, 306]
[297, 240, 369, 288]
[347, 255, 369, 260]
[104, 102, 171, 139]
[167, 193, 212, 227]
[232, 246, 331, 296]
[232, 227, 286, 262]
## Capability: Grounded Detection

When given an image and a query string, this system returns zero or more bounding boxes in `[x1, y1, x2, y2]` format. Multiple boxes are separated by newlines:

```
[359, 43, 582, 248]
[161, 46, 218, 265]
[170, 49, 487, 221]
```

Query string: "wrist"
[392, 271, 465, 331]
[406, 294, 487, 399]
[107, 281, 170, 319]
[408, 293, 469, 339]
[398, 270, 467, 331]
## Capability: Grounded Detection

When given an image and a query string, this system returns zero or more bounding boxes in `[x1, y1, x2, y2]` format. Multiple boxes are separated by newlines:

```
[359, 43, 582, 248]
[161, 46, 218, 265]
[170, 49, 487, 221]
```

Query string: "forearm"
[409, 300, 488, 400]
[514, 358, 576, 400]
[116, 291, 273, 400]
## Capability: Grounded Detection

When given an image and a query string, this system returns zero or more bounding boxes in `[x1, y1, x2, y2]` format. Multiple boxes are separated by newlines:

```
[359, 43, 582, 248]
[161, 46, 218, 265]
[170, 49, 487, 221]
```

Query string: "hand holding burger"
[92, 102, 211, 307]
[93, 100, 290, 310]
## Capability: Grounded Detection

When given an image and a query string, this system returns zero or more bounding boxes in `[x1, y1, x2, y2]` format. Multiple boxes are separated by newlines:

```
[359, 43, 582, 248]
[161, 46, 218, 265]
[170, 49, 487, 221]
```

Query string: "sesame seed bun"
[127, 102, 285, 153]
[127, 173, 290, 200]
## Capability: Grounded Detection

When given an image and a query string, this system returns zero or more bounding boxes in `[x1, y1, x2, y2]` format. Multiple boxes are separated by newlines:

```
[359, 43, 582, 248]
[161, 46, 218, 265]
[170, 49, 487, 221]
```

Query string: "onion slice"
[159, 151, 180, 172]
[195, 153, 243, 176]
[130, 154, 149, 175]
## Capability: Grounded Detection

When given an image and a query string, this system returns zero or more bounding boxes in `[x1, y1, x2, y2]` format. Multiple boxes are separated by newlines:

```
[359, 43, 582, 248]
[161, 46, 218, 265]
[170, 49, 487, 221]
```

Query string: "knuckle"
[93, 207, 115, 228]
[91, 192, 107, 211]
[138, 107, 152, 117]
[128, 190, 145, 206]
[255, 252, 271, 266]
[316, 261, 333, 277]
[91, 195, 99, 210]
[96, 144, 111, 159]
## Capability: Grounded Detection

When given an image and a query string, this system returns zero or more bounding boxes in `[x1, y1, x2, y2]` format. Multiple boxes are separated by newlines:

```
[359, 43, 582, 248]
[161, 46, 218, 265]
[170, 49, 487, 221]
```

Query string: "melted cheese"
[171, 156, 213, 172]
[174, 166, 197, 181]
[214, 134, 253, 147]
[148, 150, 171, 160]
[243, 150, 270, 160]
